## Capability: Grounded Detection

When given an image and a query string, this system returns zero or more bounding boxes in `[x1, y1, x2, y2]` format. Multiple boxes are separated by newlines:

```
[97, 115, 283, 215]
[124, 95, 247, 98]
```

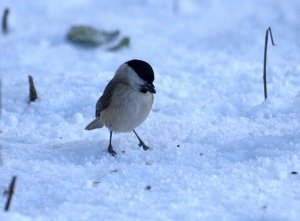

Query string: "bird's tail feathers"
[85, 118, 104, 130]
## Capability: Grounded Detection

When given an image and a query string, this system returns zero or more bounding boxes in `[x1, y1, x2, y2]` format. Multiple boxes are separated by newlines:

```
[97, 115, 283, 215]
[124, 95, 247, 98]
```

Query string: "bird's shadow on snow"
[49, 137, 149, 165]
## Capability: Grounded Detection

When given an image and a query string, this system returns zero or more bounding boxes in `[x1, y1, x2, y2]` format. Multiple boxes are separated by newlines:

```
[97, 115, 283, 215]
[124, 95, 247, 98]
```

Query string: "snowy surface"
[1, 0, 300, 220]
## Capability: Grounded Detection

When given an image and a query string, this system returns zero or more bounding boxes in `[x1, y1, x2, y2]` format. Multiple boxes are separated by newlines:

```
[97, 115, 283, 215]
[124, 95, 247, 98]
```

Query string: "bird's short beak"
[141, 83, 156, 94]
[147, 83, 156, 94]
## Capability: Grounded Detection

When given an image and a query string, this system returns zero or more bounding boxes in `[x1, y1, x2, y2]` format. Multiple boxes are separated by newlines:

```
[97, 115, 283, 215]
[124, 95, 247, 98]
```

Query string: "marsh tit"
[85, 59, 156, 156]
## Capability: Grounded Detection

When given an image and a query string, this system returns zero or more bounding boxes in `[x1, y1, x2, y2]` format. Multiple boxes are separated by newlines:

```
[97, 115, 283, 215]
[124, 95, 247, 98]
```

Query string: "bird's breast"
[101, 88, 154, 132]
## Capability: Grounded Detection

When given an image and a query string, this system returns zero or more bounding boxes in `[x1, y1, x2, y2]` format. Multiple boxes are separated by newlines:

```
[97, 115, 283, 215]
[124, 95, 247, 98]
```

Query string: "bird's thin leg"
[107, 131, 117, 156]
[133, 130, 150, 151]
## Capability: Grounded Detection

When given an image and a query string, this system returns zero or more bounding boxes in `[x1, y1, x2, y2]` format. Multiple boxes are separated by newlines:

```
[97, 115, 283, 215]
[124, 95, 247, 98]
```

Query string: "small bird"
[85, 59, 156, 156]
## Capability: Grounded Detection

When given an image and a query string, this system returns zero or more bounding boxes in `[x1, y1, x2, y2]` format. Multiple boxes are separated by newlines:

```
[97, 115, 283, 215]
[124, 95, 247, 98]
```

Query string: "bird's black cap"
[126, 59, 154, 83]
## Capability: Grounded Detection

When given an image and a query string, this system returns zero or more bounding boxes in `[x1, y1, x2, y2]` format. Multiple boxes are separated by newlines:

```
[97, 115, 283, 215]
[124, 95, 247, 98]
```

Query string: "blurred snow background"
[1, 0, 300, 220]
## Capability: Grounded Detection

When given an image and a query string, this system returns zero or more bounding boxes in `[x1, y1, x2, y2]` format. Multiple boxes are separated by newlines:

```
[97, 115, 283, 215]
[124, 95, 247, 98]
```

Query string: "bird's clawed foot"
[138, 141, 150, 151]
[108, 144, 117, 156]
[133, 130, 151, 151]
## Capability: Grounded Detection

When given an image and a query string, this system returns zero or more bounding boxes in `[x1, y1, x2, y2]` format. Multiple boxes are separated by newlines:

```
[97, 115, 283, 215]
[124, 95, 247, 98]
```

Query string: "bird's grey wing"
[95, 81, 114, 117]
[95, 77, 129, 117]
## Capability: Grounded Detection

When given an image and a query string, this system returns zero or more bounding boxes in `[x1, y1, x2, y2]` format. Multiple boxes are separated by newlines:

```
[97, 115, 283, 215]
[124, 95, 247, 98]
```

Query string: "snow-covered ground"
[1, 0, 300, 220]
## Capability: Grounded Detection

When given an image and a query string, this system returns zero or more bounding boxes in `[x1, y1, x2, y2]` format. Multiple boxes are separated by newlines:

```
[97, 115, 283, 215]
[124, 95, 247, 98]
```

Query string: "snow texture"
[1, 0, 300, 220]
